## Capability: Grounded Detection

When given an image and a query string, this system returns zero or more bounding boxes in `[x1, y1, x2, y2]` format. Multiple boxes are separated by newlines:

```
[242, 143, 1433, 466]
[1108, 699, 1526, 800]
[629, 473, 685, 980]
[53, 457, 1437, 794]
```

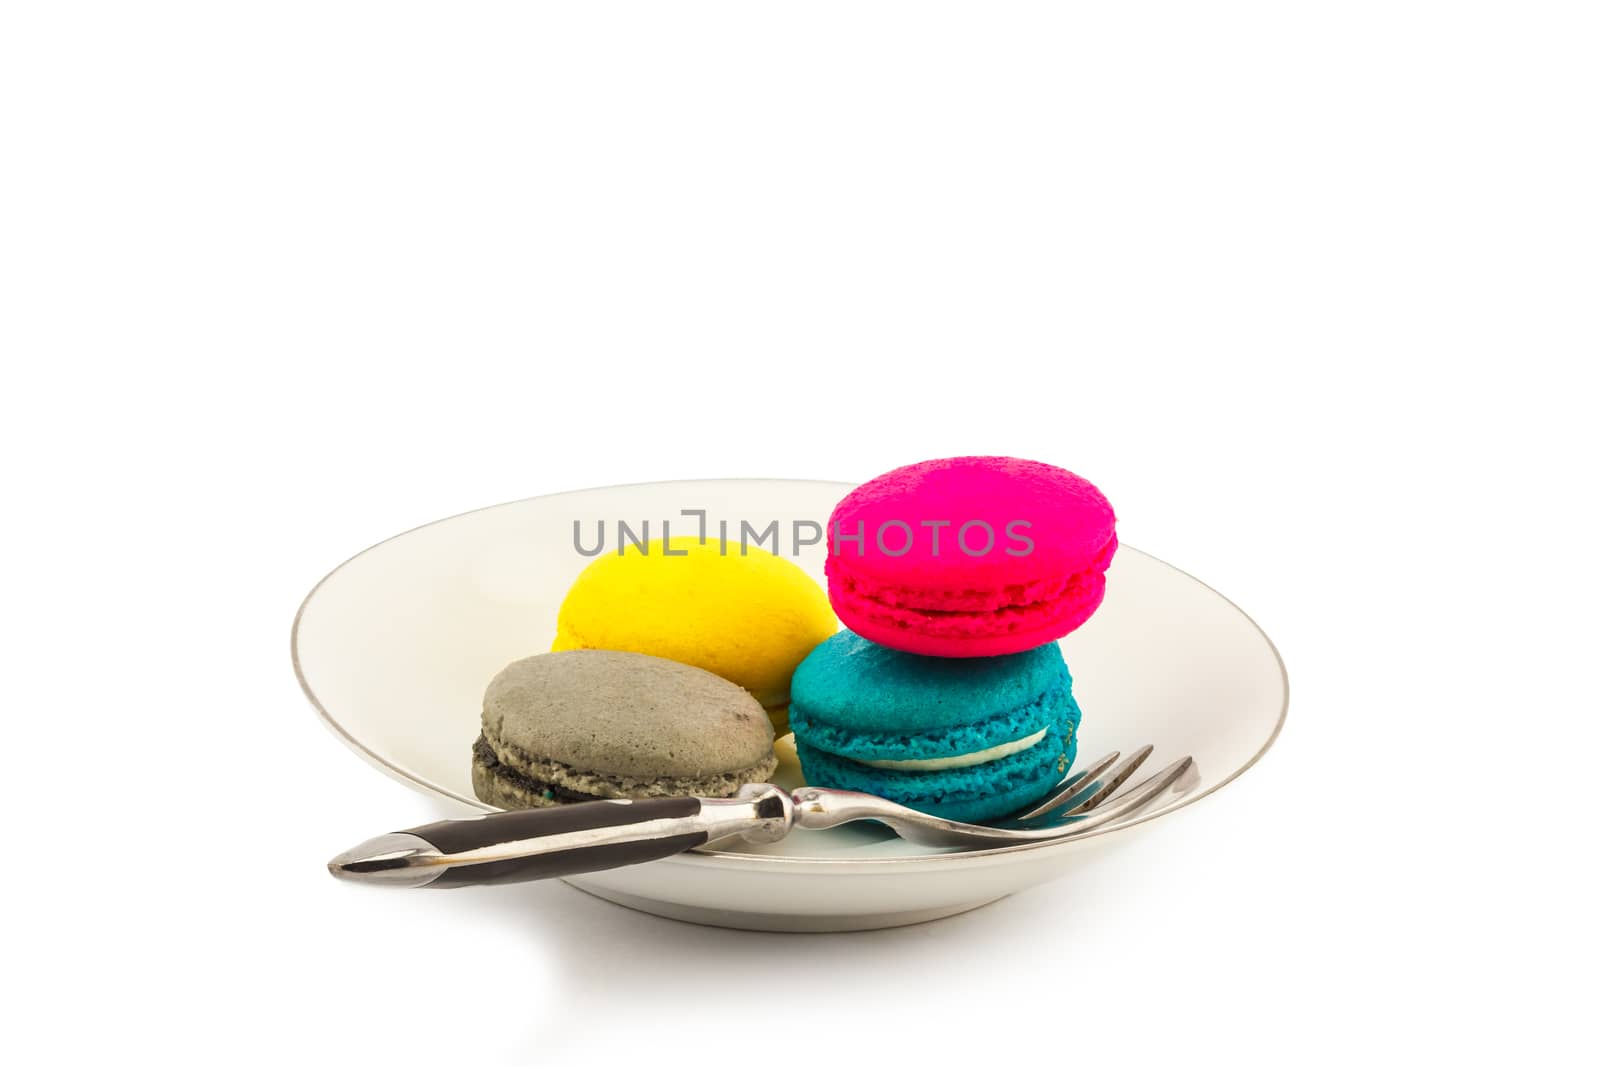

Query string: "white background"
[2, 2, 1595, 1064]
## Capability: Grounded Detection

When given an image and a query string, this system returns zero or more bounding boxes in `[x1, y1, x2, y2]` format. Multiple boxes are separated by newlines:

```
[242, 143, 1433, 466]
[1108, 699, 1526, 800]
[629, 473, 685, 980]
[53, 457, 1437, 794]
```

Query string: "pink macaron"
[825, 457, 1117, 657]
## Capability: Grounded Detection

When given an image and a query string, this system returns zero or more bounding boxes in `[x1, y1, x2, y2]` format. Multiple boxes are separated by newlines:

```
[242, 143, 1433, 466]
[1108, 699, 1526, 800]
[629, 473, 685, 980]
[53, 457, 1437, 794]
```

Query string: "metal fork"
[792, 746, 1196, 846]
[328, 746, 1197, 888]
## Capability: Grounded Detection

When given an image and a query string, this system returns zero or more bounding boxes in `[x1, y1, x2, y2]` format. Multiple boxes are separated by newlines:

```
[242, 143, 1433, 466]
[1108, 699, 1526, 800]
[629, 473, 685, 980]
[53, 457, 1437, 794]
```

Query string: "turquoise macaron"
[788, 630, 1081, 823]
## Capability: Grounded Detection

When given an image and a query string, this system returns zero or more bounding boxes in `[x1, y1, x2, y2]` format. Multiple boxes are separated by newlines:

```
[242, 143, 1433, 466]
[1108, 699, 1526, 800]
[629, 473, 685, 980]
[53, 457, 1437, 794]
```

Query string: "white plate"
[294, 479, 1287, 931]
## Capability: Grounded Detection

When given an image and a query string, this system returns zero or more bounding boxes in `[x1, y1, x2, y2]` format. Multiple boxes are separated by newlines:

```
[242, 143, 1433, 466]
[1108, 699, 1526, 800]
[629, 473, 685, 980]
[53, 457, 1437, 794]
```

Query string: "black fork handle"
[420, 796, 708, 887]
[328, 786, 793, 888]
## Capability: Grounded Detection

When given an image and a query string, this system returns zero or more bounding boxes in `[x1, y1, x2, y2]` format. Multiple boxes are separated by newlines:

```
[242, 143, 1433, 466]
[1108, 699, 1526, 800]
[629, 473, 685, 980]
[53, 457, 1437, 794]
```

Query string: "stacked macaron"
[790, 457, 1117, 821]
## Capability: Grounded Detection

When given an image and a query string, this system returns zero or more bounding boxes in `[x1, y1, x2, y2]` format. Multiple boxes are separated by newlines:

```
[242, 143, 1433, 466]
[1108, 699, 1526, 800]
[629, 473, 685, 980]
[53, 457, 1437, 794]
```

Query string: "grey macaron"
[471, 649, 778, 809]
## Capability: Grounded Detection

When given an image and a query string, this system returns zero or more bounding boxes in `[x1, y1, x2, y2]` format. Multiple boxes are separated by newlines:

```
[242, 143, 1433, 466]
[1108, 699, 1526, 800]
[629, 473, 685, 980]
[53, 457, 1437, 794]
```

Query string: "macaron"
[471, 650, 778, 809]
[552, 537, 836, 732]
[788, 630, 1081, 823]
[826, 456, 1117, 657]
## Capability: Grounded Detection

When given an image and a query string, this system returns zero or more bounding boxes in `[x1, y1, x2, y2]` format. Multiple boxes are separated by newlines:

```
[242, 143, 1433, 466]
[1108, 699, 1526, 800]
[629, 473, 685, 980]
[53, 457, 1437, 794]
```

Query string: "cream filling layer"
[854, 728, 1050, 772]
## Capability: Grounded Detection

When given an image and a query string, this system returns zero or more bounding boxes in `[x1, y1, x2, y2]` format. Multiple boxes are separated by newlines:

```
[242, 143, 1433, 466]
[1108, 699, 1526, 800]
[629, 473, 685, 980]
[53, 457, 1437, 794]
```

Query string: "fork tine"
[1016, 750, 1121, 819]
[793, 749, 1199, 848]
[1075, 743, 1153, 812]
[1050, 756, 1195, 836]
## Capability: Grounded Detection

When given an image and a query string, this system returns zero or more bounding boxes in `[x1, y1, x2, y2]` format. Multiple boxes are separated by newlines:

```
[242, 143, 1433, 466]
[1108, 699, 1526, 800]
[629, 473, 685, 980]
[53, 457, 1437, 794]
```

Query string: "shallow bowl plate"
[294, 479, 1287, 931]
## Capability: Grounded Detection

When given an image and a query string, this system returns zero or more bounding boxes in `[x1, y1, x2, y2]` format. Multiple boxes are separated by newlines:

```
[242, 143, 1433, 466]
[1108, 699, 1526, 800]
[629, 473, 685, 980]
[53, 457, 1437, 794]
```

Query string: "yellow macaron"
[552, 537, 837, 731]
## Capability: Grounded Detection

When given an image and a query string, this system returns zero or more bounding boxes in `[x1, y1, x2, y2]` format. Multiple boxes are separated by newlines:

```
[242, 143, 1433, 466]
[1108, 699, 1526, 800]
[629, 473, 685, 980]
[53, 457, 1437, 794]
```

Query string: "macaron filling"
[475, 732, 777, 803]
[828, 537, 1116, 639]
[853, 727, 1049, 772]
[836, 583, 1100, 639]
[828, 545, 1113, 612]
[788, 672, 1071, 763]
[794, 718, 1079, 824]
[472, 738, 617, 803]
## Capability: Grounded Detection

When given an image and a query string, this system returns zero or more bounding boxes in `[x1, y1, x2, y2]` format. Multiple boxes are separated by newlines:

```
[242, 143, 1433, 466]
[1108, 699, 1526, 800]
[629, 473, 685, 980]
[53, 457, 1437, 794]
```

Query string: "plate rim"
[292, 478, 1289, 871]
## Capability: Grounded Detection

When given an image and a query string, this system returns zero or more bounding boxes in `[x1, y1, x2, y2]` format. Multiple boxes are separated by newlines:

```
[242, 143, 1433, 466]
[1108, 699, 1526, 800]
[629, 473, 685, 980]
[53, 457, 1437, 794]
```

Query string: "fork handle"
[328, 786, 793, 888]
[420, 796, 711, 887]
